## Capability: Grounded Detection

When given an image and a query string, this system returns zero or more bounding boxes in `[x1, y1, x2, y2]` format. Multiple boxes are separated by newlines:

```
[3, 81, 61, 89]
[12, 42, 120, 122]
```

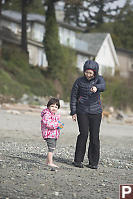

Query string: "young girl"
[41, 98, 64, 168]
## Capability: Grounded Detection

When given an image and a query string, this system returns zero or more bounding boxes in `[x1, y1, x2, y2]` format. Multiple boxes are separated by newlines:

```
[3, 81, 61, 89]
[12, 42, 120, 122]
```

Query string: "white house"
[0, 10, 119, 76]
[75, 33, 119, 75]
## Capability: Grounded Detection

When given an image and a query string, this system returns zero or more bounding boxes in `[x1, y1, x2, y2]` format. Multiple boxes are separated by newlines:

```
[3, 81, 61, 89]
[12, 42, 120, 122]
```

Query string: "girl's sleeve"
[42, 114, 59, 130]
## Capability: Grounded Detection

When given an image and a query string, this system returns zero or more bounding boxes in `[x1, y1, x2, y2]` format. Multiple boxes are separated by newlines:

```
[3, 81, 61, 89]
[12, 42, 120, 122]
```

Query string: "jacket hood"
[41, 108, 50, 118]
[83, 60, 99, 76]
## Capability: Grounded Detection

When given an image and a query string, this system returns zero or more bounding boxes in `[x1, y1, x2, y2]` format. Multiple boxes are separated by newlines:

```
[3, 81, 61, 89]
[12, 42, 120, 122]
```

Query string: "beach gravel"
[0, 109, 133, 199]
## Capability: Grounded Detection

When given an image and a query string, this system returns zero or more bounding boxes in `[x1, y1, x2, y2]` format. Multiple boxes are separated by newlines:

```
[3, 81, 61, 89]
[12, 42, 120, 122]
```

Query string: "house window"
[27, 23, 31, 33]
[33, 24, 45, 42]
[38, 50, 47, 67]
[10, 23, 17, 34]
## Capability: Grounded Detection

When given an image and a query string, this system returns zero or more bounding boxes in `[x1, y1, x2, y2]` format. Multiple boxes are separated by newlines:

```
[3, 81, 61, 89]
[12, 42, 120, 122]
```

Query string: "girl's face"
[49, 104, 58, 114]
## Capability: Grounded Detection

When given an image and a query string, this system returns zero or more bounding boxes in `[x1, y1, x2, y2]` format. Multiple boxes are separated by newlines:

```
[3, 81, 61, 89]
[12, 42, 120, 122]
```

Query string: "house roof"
[1, 10, 21, 23]
[76, 33, 108, 56]
[1, 10, 84, 32]
[116, 48, 133, 55]
[1, 10, 45, 23]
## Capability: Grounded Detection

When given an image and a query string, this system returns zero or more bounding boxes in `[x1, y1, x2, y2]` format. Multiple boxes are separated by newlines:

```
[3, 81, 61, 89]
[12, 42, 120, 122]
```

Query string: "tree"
[0, 0, 11, 23]
[27, 0, 44, 15]
[21, 0, 28, 52]
[64, 0, 83, 27]
[83, 0, 121, 31]
[64, 0, 121, 29]
[112, 0, 133, 50]
[44, 0, 77, 99]
[21, 0, 33, 53]
[44, 0, 64, 79]
[0, 0, 2, 18]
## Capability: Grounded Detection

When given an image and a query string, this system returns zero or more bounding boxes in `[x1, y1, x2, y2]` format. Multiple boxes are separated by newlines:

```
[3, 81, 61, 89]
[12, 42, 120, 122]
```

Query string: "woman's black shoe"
[91, 165, 98, 169]
[72, 162, 84, 168]
[86, 164, 98, 169]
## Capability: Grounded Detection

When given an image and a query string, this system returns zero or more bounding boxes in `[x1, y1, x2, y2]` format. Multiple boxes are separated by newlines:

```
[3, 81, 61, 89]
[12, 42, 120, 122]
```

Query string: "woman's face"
[84, 69, 94, 80]
[49, 104, 58, 114]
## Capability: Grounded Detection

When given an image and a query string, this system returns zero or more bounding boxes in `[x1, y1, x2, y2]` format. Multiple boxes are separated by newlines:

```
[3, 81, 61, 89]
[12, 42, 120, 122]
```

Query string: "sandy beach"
[0, 107, 133, 199]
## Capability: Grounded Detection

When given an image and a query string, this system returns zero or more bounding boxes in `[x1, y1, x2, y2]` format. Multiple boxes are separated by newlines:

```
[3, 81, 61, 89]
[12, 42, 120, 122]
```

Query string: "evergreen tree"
[44, 0, 64, 79]
[1, 0, 43, 14]
[0, 0, 2, 25]
[0, 0, 2, 17]
[44, 0, 77, 98]
[1, 0, 21, 12]
[0, 0, 11, 21]
[21, 0, 33, 53]
[64, 0, 121, 29]
[21, 0, 28, 52]
[112, 0, 133, 50]
[28, 0, 44, 15]
[64, 0, 83, 27]
[83, 0, 120, 31]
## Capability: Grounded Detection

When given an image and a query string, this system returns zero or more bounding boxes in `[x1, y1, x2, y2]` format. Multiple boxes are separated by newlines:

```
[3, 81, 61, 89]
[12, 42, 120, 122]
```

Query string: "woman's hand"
[90, 86, 97, 93]
[72, 114, 77, 122]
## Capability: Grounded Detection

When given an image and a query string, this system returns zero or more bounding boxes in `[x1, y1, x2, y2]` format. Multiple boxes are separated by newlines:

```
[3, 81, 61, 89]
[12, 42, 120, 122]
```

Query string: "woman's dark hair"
[47, 98, 60, 109]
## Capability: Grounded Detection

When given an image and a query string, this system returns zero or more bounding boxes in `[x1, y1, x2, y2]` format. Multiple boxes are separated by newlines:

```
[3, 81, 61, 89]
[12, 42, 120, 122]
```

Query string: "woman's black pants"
[74, 113, 102, 166]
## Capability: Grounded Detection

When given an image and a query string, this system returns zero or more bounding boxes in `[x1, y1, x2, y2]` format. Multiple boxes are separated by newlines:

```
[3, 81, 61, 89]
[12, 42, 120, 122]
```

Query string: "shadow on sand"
[6, 152, 74, 168]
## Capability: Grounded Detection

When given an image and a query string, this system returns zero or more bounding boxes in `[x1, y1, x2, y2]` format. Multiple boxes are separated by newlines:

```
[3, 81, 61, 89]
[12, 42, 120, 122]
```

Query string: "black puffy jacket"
[70, 60, 106, 115]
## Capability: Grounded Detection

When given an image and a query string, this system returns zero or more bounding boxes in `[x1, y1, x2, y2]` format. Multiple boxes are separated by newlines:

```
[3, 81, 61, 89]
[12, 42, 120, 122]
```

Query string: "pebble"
[103, 179, 108, 182]
[102, 183, 106, 186]
[78, 183, 82, 186]
[72, 192, 77, 198]
[54, 191, 59, 196]
[40, 184, 45, 186]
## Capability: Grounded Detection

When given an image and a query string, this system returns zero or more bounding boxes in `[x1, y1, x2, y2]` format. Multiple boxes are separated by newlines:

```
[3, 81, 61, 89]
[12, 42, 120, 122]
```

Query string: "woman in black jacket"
[70, 60, 105, 169]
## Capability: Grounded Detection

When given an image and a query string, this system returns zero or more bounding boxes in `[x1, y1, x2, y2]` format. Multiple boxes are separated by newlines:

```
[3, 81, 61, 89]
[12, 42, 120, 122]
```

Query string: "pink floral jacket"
[41, 108, 60, 139]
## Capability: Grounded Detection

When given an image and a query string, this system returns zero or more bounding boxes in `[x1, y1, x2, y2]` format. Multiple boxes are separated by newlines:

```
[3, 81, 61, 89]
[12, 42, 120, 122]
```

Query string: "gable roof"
[75, 33, 108, 56]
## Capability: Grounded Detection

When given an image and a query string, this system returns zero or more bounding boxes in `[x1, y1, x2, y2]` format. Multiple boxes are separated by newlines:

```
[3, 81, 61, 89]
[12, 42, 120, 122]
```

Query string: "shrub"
[0, 44, 56, 99]
[102, 76, 133, 110]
